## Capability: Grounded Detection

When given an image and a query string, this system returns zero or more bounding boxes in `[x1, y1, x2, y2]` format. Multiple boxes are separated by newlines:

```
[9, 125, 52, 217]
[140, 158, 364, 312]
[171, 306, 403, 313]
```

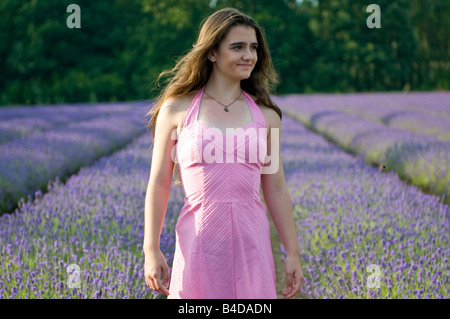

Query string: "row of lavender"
[272, 92, 450, 206]
[0, 132, 182, 298]
[0, 102, 151, 145]
[278, 115, 449, 298]
[273, 92, 450, 141]
[0, 103, 150, 214]
[338, 94, 450, 142]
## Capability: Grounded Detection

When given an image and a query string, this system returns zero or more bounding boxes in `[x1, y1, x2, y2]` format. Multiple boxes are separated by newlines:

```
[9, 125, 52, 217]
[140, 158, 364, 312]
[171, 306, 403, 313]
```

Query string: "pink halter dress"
[167, 85, 277, 299]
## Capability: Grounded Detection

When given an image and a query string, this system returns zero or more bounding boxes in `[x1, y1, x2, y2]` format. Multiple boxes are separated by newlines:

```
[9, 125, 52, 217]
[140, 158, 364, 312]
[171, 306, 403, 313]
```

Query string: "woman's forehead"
[222, 25, 257, 44]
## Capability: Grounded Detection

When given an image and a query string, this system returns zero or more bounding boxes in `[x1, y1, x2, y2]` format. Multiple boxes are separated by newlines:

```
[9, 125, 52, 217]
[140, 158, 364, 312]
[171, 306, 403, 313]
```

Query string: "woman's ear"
[208, 49, 217, 63]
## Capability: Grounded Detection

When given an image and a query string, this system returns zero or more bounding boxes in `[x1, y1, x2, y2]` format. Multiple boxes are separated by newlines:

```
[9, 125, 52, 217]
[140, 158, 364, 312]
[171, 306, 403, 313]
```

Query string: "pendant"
[224, 107, 229, 112]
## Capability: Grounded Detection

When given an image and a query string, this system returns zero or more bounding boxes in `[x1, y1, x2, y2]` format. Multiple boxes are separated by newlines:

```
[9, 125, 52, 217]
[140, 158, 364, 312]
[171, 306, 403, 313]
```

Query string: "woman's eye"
[233, 46, 257, 51]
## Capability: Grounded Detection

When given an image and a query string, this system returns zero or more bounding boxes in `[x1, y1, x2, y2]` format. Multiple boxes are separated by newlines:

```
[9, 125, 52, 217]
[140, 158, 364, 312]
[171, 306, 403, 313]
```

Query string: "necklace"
[204, 89, 242, 112]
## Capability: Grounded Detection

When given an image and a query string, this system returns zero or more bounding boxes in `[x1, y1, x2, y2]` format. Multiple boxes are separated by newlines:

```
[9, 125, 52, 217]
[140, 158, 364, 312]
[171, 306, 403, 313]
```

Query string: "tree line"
[0, 0, 448, 106]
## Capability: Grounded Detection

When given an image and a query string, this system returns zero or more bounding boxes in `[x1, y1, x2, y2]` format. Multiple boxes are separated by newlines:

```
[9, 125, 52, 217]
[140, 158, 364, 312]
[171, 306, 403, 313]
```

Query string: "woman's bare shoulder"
[158, 90, 199, 133]
[248, 93, 271, 112]
[252, 98, 280, 132]
[160, 90, 198, 124]
[161, 91, 196, 111]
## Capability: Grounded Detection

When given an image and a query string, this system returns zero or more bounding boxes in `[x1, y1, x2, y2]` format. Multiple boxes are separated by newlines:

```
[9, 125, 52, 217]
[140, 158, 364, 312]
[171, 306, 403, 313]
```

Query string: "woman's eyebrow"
[229, 41, 258, 46]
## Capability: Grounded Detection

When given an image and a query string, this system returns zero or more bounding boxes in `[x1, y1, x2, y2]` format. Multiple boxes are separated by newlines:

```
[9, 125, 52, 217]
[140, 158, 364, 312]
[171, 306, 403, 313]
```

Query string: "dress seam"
[232, 206, 237, 298]
[229, 167, 237, 298]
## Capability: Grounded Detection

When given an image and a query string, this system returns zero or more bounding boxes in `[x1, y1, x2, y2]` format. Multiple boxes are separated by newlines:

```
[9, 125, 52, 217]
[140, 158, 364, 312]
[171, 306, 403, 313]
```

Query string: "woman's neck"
[204, 76, 242, 101]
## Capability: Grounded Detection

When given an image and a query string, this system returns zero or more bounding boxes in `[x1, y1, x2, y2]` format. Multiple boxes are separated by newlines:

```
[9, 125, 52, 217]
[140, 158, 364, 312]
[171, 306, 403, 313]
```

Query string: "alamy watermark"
[366, 4, 381, 29]
[66, 263, 81, 289]
[366, 263, 381, 288]
[171, 126, 280, 174]
[67, 4, 380, 30]
[66, 4, 81, 29]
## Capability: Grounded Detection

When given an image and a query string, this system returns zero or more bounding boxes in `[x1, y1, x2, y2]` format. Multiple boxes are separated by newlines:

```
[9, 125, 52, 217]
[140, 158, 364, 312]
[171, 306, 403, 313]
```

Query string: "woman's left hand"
[281, 255, 304, 298]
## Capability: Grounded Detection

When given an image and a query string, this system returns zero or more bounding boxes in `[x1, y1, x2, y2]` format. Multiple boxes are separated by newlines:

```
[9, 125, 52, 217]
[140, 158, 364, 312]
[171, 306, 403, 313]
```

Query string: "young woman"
[143, 7, 304, 299]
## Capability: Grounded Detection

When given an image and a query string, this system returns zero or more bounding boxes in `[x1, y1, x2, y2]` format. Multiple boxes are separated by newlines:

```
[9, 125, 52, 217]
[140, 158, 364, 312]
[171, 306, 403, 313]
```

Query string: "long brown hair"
[145, 7, 282, 186]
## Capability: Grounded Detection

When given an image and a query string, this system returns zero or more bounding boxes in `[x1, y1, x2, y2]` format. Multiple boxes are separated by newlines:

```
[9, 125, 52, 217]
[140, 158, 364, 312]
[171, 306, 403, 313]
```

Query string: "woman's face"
[208, 25, 258, 81]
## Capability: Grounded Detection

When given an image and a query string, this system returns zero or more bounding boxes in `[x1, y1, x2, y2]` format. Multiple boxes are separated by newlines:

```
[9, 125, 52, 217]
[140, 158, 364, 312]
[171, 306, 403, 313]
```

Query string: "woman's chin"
[237, 72, 252, 80]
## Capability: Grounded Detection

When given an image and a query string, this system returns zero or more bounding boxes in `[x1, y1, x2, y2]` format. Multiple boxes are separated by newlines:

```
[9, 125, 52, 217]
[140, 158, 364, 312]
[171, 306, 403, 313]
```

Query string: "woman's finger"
[149, 275, 159, 292]
[162, 264, 170, 289]
[281, 274, 293, 296]
[286, 272, 303, 298]
[147, 276, 153, 291]
[286, 272, 294, 293]
[150, 268, 169, 295]
[285, 279, 300, 298]
[155, 275, 170, 295]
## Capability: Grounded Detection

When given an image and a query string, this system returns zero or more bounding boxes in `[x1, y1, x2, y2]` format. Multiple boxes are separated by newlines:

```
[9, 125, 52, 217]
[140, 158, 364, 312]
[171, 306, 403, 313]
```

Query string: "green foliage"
[0, 0, 447, 106]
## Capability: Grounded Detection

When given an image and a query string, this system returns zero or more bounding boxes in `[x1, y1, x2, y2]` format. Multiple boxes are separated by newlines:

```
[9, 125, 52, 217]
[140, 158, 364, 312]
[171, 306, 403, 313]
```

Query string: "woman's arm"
[143, 97, 179, 295]
[260, 107, 304, 298]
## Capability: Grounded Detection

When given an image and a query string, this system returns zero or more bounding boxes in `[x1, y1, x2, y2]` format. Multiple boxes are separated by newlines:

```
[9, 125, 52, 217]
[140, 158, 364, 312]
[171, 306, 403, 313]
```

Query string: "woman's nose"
[242, 48, 255, 60]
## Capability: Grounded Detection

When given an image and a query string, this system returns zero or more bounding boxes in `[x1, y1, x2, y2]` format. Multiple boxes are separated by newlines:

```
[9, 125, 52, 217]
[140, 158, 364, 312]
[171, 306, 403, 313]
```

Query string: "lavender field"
[0, 102, 143, 145]
[277, 116, 449, 299]
[0, 102, 150, 213]
[273, 91, 450, 206]
[0, 93, 449, 299]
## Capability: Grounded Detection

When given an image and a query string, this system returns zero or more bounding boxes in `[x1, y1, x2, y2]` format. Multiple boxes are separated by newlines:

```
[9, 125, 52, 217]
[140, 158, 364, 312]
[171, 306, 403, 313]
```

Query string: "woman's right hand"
[144, 249, 170, 296]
